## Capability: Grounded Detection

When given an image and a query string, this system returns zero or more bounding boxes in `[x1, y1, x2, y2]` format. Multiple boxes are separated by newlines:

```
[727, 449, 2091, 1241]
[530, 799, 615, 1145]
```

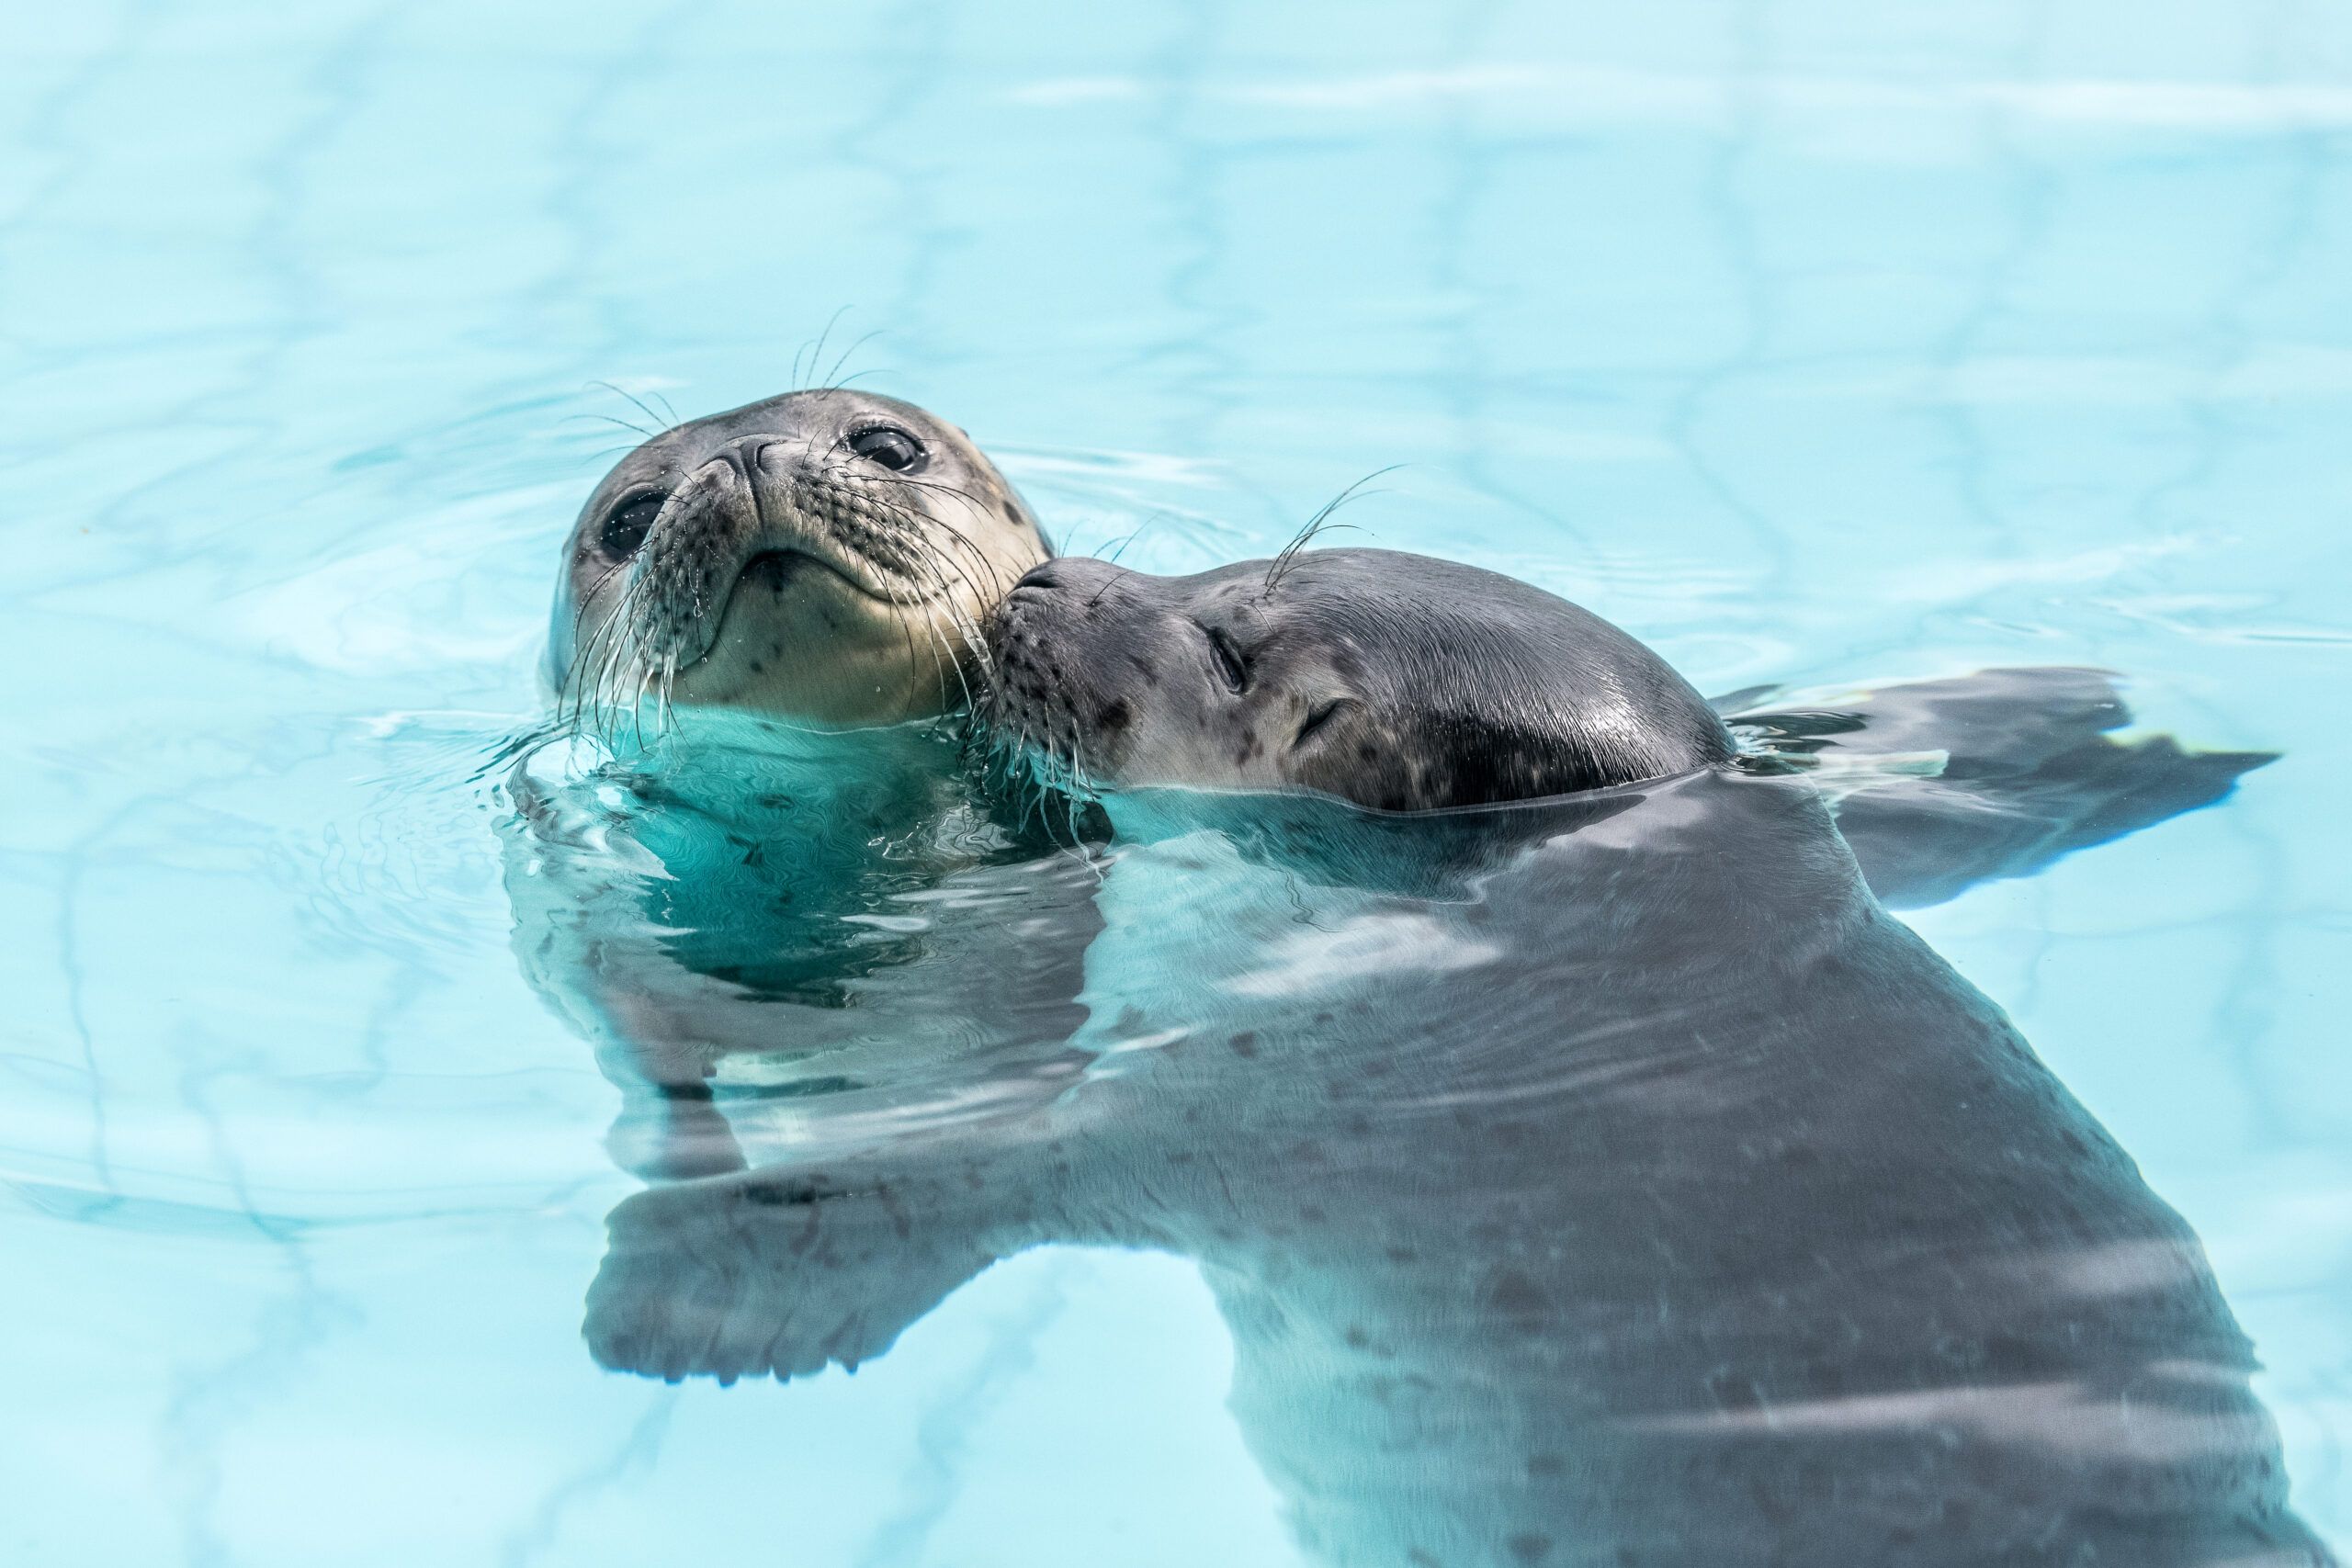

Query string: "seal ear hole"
[848, 423, 926, 472]
[598, 494, 662, 558]
[1204, 626, 1250, 694]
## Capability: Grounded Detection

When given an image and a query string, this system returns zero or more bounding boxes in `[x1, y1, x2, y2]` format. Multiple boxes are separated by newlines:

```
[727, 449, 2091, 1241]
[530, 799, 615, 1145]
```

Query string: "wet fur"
[984, 549, 1732, 811]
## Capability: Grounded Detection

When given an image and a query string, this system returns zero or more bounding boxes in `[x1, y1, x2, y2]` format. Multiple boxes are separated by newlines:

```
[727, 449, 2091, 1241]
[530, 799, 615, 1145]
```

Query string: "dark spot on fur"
[743, 1179, 843, 1206]
[1507, 1534, 1554, 1564]
[1481, 1266, 1549, 1322]
[1094, 698, 1131, 734]
[1526, 1453, 1565, 1477]
[1228, 1031, 1259, 1058]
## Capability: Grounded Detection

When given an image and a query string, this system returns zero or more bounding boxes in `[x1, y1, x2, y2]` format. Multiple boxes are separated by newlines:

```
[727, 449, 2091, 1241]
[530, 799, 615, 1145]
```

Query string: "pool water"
[5, 2, 2348, 1563]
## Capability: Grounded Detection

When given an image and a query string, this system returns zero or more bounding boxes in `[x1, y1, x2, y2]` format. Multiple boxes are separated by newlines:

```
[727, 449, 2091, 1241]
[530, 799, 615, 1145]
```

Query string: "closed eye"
[1294, 697, 1351, 749]
[1204, 626, 1249, 694]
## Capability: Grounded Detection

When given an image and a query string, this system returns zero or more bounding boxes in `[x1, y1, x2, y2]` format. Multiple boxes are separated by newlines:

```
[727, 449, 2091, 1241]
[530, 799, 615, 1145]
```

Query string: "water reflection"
[500, 675, 2317, 1566]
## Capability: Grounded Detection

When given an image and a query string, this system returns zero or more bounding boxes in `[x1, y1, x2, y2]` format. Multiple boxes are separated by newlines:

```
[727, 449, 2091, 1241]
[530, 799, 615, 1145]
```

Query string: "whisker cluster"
[1261, 466, 1401, 598]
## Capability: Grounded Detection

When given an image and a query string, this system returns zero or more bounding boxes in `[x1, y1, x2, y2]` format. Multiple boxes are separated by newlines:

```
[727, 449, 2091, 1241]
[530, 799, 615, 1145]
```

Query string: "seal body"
[584, 773, 2328, 1566]
[550, 389, 1048, 729]
[544, 543, 2315, 1564]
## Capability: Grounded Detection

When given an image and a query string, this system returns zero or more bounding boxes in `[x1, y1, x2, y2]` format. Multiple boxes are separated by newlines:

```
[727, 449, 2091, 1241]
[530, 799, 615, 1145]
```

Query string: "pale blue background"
[2, 2, 2346, 1562]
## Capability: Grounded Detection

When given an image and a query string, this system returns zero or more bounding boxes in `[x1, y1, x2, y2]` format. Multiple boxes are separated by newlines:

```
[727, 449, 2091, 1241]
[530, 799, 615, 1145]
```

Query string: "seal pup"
[989, 549, 2271, 900]
[525, 389, 1067, 1174]
[579, 549, 2322, 1566]
[548, 388, 1049, 731]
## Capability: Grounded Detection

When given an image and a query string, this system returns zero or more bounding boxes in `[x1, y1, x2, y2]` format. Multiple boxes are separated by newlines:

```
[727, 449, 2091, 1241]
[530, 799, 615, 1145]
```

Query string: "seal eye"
[848, 424, 925, 472]
[1204, 626, 1250, 694]
[598, 494, 662, 558]
[1295, 697, 1351, 750]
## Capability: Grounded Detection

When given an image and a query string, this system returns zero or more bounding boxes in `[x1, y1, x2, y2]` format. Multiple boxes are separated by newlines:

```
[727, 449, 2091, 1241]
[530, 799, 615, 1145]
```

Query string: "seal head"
[550, 389, 1049, 729]
[984, 547, 1732, 810]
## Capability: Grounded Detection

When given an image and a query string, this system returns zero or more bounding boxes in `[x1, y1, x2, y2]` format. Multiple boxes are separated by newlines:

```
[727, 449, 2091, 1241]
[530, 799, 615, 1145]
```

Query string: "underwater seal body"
[568, 548, 2320, 1566]
[548, 388, 1049, 728]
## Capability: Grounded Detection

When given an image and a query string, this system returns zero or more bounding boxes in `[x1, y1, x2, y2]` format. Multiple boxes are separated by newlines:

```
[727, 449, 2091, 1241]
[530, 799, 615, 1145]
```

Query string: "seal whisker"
[867, 479, 1023, 619]
[592, 570, 656, 745]
[587, 380, 678, 440]
[569, 573, 642, 741]
[1261, 467, 1402, 598]
[569, 412, 658, 441]
[886, 536, 985, 713]
[876, 570, 955, 716]
[560, 555, 636, 731]
[794, 307, 853, 389]
[822, 330, 885, 391]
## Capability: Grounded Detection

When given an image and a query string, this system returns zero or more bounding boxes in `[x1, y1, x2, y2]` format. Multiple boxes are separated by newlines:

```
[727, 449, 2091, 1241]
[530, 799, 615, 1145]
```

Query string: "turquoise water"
[5, 2, 2350, 1562]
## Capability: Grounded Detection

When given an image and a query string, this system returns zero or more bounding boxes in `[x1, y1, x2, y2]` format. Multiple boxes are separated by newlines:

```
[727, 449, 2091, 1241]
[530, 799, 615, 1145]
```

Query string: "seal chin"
[664, 545, 967, 726]
[729, 546, 942, 625]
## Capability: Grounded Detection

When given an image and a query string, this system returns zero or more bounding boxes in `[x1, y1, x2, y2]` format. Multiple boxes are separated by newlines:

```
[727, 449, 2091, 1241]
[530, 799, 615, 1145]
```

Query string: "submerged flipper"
[585, 1163, 1003, 1384]
[1719, 668, 2277, 909]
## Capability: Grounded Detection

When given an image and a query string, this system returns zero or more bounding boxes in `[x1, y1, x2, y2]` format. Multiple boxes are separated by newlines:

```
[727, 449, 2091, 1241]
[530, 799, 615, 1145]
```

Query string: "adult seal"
[578, 547, 2318, 1566]
[523, 389, 1064, 1177]
[548, 388, 1049, 729]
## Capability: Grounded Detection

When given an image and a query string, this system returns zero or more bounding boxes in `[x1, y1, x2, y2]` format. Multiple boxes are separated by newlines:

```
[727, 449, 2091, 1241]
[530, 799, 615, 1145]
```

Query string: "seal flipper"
[584, 1165, 1008, 1384]
[1721, 667, 2277, 909]
[578, 1142, 1068, 1382]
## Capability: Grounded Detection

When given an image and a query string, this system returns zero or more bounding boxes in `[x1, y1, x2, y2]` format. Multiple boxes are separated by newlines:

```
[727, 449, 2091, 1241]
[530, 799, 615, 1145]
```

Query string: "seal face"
[983, 547, 1733, 810]
[550, 389, 1049, 729]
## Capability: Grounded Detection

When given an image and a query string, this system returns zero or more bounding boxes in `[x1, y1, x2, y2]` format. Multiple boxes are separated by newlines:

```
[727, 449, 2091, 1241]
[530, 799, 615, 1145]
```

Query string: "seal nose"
[719, 434, 780, 479]
[1011, 557, 1126, 604]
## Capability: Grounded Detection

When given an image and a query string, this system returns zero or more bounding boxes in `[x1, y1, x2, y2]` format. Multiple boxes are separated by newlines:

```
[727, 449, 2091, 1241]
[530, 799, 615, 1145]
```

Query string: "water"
[4, 2, 2348, 1562]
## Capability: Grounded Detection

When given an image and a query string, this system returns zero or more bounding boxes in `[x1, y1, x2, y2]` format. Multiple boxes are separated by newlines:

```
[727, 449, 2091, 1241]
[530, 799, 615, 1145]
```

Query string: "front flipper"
[1721, 668, 2276, 909]
[583, 1153, 1042, 1385]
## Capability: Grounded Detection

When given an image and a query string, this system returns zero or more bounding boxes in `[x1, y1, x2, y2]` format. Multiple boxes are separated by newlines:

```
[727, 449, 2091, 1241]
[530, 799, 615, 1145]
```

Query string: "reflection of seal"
[549, 389, 1048, 729]
[572, 548, 2317, 1566]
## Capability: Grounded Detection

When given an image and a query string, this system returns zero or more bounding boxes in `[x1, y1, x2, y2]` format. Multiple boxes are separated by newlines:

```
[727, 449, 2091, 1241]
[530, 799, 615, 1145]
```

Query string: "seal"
[571, 546, 2322, 1566]
[982, 547, 1733, 809]
[548, 388, 1049, 730]
[981, 548, 2273, 897]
